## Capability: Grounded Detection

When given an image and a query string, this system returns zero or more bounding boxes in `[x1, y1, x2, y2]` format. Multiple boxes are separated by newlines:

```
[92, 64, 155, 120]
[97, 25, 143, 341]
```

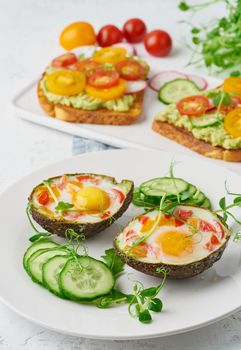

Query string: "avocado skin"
[29, 173, 134, 239]
[114, 238, 229, 279]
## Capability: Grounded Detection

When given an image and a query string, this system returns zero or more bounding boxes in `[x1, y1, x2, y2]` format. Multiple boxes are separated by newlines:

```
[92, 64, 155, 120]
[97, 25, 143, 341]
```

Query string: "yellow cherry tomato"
[60, 22, 96, 50]
[92, 47, 127, 65]
[223, 77, 241, 95]
[224, 107, 241, 138]
[85, 79, 126, 101]
[45, 70, 86, 96]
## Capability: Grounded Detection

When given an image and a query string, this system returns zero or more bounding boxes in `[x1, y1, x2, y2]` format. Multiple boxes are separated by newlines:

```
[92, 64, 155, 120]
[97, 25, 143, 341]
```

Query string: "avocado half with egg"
[114, 205, 230, 279]
[29, 173, 134, 238]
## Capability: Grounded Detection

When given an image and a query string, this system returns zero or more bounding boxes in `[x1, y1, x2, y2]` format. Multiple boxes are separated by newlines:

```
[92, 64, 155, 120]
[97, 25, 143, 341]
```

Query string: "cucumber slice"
[140, 177, 189, 197]
[159, 79, 200, 104]
[187, 184, 197, 196]
[43, 255, 70, 297]
[201, 198, 212, 209]
[192, 191, 206, 205]
[59, 256, 114, 301]
[191, 114, 221, 128]
[23, 239, 59, 270]
[27, 247, 69, 284]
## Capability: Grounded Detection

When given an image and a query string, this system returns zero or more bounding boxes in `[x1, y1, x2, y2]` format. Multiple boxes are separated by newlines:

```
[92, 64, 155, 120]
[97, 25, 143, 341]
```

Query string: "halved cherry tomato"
[224, 107, 241, 137]
[113, 188, 125, 204]
[92, 47, 127, 65]
[116, 60, 145, 81]
[223, 77, 241, 95]
[177, 95, 210, 117]
[85, 79, 126, 101]
[38, 190, 49, 205]
[72, 59, 102, 75]
[45, 70, 86, 96]
[60, 21, 96, 50]
[87, 70, 120, 88]
[51, 53, 78, 68]
[97, 25, 123, 47]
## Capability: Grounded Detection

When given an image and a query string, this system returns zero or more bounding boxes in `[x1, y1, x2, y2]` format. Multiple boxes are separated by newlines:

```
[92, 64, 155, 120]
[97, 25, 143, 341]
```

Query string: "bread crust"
[152, 120, 241, 162]
[37, 81, 143, 125]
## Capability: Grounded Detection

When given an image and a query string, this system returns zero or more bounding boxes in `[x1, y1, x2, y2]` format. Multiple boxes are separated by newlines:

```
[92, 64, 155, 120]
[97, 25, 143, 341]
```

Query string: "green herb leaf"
[234, 230, 241, 242]
[233, 197, 241, 205]
[55, 201, 74, 212]
[29, 232, 52, 242]
[179, 1, 190, 11]
[138, 309, 152, 324]
[230, 70, 241, 77]
[101, 248, 125, 276]
[219, 197, 226, 210]
[140, 287, 157, 298]
[148, 298, 163, 313]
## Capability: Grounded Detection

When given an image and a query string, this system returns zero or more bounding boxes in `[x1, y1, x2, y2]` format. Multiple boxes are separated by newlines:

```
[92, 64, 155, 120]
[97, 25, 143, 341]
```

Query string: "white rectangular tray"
[11, 70, 241, 174]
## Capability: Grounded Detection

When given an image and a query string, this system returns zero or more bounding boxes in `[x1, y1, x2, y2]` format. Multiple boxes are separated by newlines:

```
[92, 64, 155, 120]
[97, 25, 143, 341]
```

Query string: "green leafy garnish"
[101, 248, 125, 276]
[26, 204, 52, 242]
[55, 201, 74, 212]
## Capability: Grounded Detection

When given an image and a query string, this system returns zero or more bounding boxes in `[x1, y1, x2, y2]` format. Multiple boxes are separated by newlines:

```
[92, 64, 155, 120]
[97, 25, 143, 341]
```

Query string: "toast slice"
[152, 119, 241, 162]
[38, 82, 144, 125]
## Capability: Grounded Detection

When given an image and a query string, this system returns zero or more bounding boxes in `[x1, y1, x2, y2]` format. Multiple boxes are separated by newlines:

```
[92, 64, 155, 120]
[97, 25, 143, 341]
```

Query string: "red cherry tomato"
[174, 208, 193, 226]
[70, 59, 102, 75]
[38, 190, 49, 205]
[144, 30, 172, 57]
[123, 18, 147, 43]
[138, 215, 149, 225]
[87, 70, 120, 88]
[116, 60, 145, 81]
[51, 53, 78, 68]
[113, 189, 125, 204]
[211, 234, 220, 245]
[199, 220, 217, 233]
[97, 25, 123, 47]
[177, 95, 210, 117]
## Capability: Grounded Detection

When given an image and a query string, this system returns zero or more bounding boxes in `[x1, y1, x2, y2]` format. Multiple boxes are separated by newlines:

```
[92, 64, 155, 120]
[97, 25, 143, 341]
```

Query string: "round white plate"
[1, 149, 241, 340]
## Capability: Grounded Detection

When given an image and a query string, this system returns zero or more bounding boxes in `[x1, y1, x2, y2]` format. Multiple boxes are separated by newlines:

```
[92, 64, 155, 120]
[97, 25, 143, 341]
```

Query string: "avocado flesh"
[29, 173, 134, 239]
[114, 208, 230, 279]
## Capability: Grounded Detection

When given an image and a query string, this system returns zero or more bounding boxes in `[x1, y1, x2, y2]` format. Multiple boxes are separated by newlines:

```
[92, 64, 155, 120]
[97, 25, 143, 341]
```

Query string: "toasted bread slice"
[152, 120, 241, 162]
[37, 82, 144, 125]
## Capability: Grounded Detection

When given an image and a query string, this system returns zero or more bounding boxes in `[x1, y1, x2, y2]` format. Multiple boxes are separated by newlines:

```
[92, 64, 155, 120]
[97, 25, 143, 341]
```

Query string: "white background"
[2, 0, 241, 349]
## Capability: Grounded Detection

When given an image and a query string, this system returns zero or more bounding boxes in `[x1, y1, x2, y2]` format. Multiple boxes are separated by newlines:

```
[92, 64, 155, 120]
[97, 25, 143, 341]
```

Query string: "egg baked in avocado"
[114, 205, 230, 279]
[29, 173, 134, 238]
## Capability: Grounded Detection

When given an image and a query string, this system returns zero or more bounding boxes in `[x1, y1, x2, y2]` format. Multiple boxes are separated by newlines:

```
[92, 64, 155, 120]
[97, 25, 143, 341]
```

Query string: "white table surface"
[2, 0, 241, 348]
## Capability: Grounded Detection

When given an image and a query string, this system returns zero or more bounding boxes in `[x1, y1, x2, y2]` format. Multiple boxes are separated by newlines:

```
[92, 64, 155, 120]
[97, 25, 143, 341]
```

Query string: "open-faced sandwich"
[29, 173, 133, 238]
[38, 47, 149, 125]
[152, 77, 241, 162]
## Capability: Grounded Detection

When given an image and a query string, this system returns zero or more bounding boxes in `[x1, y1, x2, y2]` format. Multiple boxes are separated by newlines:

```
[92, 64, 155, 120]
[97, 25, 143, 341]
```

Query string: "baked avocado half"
[114, 205, 230, 279]
[29, 173, 134, 238]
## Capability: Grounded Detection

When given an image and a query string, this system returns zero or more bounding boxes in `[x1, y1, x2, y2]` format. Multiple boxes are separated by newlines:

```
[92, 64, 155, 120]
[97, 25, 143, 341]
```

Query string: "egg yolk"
[73, 186, 110, 212]
[157, 230, 193, 257]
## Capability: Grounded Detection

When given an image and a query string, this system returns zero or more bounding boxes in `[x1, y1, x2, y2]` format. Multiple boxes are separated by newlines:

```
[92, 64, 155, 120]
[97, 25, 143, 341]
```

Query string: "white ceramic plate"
[12, 56, 241, 174]
[1, 149, 241, 340]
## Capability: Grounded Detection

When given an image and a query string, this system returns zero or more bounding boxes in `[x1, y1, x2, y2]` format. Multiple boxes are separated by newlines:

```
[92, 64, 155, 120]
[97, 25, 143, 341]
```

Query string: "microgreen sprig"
[26, 204, 52, 242]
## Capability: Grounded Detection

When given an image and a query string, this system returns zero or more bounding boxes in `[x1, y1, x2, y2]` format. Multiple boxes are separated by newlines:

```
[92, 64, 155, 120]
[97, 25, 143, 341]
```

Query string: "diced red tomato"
[57, 175, 68, 190]
[76, 175, 99, 185]
[215, 221, 225, 239]
[125, 229, 138, 242]
[204, 241, 214, 251]
[64, 212, 84, 220]
[37, 190, 49, 205]
[211, 234, 220, 245]
[174, 208, 193, 227]
[199, 220, 217, 233]
[100, 211, 111, 219]
[138, 215, 149, 225]
[51, 53, 78, 68]
[113, 189, 125, 204]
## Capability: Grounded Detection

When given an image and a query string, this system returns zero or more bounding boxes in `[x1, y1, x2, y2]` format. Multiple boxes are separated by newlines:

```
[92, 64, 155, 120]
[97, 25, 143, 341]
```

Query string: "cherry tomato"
[38, 190, 49, 205]
[60, 22, 96, 50]
[177, 95, 210, 117]
[85, 78, 126, 101]
[123, 18, 147, 43]
[45, 70, 86, 96]
[51, 53, 78, 68]
[87, 70, 120, 88]
[113, 189, 125, 204]
[224, 107, 241, 137]
[92, 47, 127, 65]
[97, 25, 123, 47]
[70, 59, 102, 76]
[144, 30, 172, 57]
[116, 60, 145, 81]
[223, 77, 241, 95]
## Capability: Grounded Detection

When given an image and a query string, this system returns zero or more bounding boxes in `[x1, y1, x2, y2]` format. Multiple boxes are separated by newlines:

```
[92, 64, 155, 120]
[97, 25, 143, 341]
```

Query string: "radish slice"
[187, 74, 208, 90]
[111, 43, 137, 56]
[148, 71, 188, 92]
[126, 80, 147, 94]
